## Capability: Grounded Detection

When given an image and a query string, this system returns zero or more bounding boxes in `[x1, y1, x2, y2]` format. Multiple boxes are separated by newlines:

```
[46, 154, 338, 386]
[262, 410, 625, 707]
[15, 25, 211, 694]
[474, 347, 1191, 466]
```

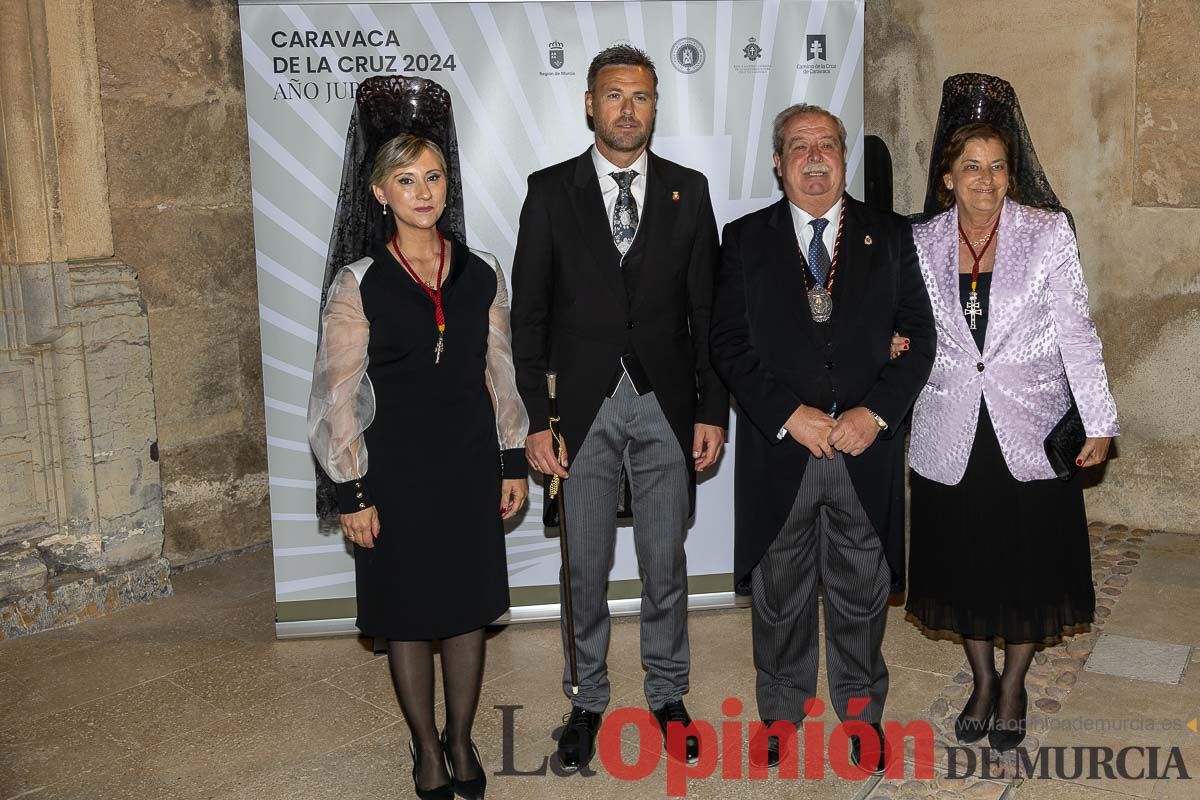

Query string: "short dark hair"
[935, 122, 1019, 209]
[587, 44, 658, 94]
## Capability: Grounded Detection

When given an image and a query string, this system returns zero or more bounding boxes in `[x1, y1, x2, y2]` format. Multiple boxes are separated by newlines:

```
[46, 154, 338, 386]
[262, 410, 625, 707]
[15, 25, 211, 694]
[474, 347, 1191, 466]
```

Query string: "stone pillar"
[0, 0, 168, 639]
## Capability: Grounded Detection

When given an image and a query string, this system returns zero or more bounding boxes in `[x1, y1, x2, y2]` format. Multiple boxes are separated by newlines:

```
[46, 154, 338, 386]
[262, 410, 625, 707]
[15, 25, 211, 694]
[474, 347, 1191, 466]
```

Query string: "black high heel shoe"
[955, 669, 1000, 744]
[988, 686, 1028, 752]
[408, 740, 454, 800]
[442, 731, 486, 800]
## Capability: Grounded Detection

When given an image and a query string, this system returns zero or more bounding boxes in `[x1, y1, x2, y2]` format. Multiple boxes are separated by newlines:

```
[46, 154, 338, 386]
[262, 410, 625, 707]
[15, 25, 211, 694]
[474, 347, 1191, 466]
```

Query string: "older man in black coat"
[710, 103, 934, 773]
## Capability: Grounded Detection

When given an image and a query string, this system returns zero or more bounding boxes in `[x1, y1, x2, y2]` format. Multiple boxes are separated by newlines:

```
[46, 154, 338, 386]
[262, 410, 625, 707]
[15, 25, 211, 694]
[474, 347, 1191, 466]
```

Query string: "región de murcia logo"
[540, 40, 575, 77]
[548, 40, 564, 69]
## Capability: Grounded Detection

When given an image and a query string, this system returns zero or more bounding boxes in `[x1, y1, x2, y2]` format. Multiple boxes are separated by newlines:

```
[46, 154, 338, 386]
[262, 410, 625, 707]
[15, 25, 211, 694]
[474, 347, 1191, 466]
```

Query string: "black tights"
[388, 628, 486, 790]
[960, 637, 1036, 724]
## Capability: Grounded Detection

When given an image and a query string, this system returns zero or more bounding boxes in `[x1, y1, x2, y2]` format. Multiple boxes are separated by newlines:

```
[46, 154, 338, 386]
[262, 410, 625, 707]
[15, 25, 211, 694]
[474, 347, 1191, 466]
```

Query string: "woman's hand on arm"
[890, 331, 910, 360]
[340, 506, 380, 548]
[500, 478, 528, 520]
[1077, 437, 1111, 469]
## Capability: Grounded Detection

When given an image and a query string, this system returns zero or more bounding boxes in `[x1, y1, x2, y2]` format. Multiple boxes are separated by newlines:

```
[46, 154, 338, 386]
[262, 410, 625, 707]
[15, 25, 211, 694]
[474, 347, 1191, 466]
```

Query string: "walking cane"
[547, 372, 579, 696]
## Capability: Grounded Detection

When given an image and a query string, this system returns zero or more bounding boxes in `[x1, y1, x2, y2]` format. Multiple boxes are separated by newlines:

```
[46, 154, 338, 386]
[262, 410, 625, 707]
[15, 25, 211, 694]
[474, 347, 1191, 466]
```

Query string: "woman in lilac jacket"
[900, 119, 1119, 752]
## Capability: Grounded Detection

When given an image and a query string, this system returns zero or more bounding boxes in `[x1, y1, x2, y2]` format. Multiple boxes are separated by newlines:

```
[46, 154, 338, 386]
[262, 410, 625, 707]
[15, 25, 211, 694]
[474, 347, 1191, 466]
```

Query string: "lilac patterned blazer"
[909, 199, 1119, 484]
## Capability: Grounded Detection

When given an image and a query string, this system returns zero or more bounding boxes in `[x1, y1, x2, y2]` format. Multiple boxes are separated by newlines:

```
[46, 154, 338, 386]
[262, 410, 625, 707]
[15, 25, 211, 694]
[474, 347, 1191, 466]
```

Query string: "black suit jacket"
[511, 148, 729, 476]
[710, 195, 935, 590]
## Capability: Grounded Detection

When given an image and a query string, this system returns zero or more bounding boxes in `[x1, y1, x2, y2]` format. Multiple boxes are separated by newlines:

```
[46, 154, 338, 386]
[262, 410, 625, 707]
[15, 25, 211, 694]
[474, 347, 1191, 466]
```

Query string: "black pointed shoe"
[408, 740, 454, 800]
[849, 723, 890, 776]
[556, 706, 603, 771]
[652, 700, 700, 764]
[441, 732, 486, 800]
[955, 670, 1000, 744]
[988, 687, 1028, 752]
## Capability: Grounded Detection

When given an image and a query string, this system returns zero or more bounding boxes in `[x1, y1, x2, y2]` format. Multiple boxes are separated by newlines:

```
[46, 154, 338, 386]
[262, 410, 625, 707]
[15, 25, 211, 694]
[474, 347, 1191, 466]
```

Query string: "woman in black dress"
[308, 134, 528, 799]
[896, 76, 1119, 753]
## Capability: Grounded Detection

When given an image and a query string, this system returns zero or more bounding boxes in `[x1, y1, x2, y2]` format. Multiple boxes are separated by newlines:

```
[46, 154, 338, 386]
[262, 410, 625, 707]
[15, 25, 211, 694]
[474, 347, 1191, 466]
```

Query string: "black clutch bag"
[1044, 395, 1086, 481]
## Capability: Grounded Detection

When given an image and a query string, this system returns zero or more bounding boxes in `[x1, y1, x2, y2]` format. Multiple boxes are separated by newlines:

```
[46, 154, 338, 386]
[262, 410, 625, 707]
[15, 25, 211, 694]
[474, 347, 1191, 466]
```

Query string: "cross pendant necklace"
[958, 214, 1000, 333]
[965, 292, 984, 330]
[392, 230, 448, 365]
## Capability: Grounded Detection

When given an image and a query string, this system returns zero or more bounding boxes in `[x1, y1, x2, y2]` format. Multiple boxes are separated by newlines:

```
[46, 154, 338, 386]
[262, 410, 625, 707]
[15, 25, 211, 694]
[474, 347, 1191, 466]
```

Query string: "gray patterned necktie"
[610, 170, 639, 254]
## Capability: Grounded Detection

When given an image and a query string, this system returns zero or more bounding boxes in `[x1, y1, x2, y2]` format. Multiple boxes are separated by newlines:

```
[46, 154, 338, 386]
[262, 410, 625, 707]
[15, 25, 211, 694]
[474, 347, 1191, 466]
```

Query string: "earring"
[381, 201, 388, 216]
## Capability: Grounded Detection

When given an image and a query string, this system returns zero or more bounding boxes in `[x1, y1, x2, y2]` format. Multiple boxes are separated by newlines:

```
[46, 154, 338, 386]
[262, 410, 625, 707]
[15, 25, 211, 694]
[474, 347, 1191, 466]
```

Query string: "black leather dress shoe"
[849, 723, 890, 776]
[652, 700, 700, 764]
[955, 670, 1000, 744]
[988, 688, 1028, 752]
[748, 719, 782, 769]
[557, 706, 603, 771]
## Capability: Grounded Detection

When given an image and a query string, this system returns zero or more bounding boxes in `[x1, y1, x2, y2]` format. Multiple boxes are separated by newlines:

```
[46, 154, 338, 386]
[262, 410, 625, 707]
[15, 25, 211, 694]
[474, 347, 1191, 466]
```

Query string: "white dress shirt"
[591, 146, 649, 394]
[592, 145, 648, 240]
[777, 198, 843, 440]
[789, 197, 842, 267]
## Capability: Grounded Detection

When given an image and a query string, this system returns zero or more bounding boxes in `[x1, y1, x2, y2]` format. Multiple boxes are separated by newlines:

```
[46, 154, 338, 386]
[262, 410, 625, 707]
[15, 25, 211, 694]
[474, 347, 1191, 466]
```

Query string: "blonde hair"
[370, 134, 448, 188]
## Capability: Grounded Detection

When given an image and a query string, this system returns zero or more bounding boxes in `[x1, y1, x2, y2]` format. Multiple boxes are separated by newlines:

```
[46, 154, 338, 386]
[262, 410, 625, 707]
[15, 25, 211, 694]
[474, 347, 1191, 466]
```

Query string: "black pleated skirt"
[905, 403, 1095, 645]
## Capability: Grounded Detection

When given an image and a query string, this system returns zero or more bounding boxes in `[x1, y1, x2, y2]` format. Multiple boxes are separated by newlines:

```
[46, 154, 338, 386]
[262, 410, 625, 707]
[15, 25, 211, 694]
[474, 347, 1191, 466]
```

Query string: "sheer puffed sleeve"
[478, 250, 530, 478]
[307, 264, 377, 513]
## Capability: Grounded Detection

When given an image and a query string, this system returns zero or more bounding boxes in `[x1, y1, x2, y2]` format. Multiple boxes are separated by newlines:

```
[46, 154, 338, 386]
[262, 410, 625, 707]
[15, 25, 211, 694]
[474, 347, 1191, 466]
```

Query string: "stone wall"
[0, 0, 170, 638]
[865, 0, 1200, 532]
[93, 0, 269, 565]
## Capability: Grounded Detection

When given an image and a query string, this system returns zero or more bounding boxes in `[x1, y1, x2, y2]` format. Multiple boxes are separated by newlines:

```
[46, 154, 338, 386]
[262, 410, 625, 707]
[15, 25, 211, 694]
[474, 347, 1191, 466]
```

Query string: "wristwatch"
[865, 408, 888, 431]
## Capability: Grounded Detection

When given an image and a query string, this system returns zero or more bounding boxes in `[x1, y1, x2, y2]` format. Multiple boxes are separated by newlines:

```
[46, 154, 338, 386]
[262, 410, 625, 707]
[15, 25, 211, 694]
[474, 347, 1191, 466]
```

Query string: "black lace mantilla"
[322, 74, 467, 305]
[915, 72, 1073, 230]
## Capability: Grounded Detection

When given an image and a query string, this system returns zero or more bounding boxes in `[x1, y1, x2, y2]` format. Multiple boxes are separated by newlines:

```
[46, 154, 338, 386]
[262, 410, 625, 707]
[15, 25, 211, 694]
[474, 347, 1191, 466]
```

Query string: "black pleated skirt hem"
[903, 605, 1093, 649]
[905, 403, 1096, 648]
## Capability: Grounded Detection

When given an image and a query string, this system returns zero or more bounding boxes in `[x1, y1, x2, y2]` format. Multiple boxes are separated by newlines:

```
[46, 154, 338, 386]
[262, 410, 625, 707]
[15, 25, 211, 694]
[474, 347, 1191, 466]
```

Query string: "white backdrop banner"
[237, 0, 864, 634]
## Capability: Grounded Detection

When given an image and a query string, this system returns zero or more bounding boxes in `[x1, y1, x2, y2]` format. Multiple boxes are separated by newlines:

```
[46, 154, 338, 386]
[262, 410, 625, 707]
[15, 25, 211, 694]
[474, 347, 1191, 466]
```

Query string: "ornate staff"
[547, 371, 579, 696]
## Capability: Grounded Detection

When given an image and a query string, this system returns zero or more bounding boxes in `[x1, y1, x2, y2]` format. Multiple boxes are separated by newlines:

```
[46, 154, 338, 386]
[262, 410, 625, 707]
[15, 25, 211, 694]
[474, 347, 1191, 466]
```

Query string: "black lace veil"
[315, 75, 465, 527]
[321, 75, 466, 305]
[916, 73, 1072, 229]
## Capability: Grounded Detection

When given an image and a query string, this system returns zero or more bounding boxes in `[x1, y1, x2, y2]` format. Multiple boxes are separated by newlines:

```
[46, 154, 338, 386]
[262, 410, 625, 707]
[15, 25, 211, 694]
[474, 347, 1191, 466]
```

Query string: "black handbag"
[1044, 395, 1086, 481]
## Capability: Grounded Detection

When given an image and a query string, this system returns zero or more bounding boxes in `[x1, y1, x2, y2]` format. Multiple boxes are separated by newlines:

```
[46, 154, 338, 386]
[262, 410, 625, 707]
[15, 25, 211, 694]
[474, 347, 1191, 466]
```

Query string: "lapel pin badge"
[671, 191, 681, 201]
[864, 234, 873, 245]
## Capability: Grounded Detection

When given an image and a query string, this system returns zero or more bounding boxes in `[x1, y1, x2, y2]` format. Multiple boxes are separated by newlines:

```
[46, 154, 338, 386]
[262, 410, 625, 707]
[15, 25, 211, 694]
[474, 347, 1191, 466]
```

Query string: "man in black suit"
[710, 104, 934, 773]
[511, 45, 728, 770]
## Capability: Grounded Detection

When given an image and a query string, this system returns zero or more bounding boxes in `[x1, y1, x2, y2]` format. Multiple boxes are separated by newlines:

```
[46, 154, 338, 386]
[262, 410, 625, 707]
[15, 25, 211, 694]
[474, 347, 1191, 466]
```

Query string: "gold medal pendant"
[808, 285, 833, 323]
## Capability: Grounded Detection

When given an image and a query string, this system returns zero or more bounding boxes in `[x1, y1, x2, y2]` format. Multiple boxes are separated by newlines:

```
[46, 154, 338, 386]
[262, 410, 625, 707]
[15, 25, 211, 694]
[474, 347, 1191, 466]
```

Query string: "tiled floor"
[1, 529, 1198, 800]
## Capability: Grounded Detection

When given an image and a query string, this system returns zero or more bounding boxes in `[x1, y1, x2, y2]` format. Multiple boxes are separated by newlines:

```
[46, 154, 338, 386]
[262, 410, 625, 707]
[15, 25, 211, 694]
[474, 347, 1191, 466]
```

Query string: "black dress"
[905, 273, 1095, 645]
[309, 238, 528, 641]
